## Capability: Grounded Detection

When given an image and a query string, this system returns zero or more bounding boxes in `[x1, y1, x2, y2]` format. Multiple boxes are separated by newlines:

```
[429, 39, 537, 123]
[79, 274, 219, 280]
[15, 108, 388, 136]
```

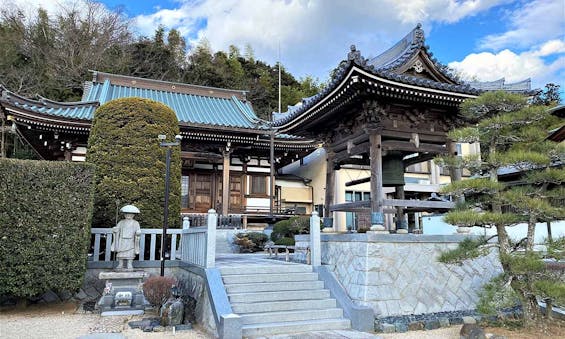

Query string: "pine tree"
[437, 91, 565, 327]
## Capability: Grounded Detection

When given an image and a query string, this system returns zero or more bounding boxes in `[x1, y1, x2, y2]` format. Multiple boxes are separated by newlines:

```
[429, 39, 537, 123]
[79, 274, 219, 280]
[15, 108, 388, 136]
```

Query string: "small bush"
[357, 226, 369, 233]
[274, 237, 295, 246]
[234, 232, 268, 252]
[271, 216, 310, 242]
[143, 276, 176, 308]
[0, 159, 94, 298]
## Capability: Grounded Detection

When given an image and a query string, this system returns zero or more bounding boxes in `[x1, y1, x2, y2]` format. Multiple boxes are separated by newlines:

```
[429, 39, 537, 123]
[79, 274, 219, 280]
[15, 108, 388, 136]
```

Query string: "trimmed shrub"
[0, 159, 95, 298]
[143, 275, 176, 308]
[271, 216, 310, 242]
[87, 97, 181, 228]
[274, 237, 295, 246]
[234, 232, 268, 252]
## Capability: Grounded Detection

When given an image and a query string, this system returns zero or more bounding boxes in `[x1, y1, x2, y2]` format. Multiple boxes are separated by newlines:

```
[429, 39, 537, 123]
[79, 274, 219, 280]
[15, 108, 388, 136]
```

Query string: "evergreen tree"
[437, 91, 565, 327]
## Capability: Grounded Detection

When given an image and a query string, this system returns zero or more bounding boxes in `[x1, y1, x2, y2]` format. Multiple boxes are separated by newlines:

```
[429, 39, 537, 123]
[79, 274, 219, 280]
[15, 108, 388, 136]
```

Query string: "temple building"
[0, 24, 535, 231]
[0, 72, 317, 224]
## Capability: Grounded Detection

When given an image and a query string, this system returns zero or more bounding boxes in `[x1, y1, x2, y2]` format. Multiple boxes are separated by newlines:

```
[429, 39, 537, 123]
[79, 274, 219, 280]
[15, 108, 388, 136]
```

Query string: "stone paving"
[249, 329, 382, 339]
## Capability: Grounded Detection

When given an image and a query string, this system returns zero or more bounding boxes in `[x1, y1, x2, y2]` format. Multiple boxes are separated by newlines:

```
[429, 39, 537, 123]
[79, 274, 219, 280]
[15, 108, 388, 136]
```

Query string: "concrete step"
[232, 298, 337, 314]
[220, 264, 312, 276]
[240, 308, 343, 325]
[225, 280, 324, 293]
[241, 318, 351, 337]
[229, 289, 330, 303]
[222, 272, 318, 284]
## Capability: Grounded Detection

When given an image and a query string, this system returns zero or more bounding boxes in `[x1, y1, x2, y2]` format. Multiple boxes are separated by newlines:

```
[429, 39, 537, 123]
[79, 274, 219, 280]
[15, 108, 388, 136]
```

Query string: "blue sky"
[5, 0, 565, 94]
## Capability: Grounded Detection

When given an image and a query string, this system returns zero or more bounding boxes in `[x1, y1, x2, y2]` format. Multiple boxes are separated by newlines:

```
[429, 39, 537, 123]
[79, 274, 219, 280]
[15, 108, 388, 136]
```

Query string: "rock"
[57, 290, 72, 301]
[41, 290, 61, 303]
[174, 324, 192, 331]
[153, 326, 165, 332]
[424, 319, 440, 330]
[460, 323, 486, 339]
[84, 286, 100, 299]
[378, 323, 395, 333]
[462, 316, 477, 324]
[408, 321, 424, 331]
[394, 322, 408, 332]
[74, 289, 88, 300]
[439, 317, 450, 327]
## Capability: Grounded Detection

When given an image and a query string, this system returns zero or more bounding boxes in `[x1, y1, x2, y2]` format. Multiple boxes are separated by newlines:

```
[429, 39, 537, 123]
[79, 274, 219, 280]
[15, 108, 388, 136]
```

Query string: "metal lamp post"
[158, 134, 181, 276]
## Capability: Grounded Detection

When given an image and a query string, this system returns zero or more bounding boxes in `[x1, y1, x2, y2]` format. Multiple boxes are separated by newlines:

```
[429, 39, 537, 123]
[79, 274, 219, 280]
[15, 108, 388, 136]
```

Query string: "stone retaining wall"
[298, 233, 502, 317]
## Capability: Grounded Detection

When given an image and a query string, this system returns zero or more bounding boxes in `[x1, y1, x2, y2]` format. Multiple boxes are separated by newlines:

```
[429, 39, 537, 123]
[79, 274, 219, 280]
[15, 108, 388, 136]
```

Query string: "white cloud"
[131, 0, 506, 80]
[479, 0, 565, 51]
[449, 45, 565, 89]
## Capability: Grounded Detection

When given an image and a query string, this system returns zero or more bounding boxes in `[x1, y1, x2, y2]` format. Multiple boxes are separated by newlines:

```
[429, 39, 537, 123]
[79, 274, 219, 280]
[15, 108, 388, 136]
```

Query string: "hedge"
[87, 97, 181, 228]
[0, 159, 95, 298]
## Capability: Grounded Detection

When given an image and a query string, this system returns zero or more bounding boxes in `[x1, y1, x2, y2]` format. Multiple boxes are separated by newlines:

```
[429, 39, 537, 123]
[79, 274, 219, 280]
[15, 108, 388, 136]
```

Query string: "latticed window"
[250, 175, 267, 195]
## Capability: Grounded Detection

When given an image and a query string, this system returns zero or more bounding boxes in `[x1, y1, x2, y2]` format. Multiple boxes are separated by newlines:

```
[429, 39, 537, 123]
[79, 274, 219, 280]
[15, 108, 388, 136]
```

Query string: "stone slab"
[77, 334, 125, 339]
[99, 271, 149, 280]
[101, 309, 144, 316]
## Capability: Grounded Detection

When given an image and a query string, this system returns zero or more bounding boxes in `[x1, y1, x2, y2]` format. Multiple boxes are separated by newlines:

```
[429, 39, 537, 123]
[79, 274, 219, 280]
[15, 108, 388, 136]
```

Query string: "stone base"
[396, 229, 408, 234]
[367, 230, 390, 234]
[322, 227, 335, 233]
[456, 227, 471, 234]
[370, 224, 387, 232]
[97, 270, 150, 314]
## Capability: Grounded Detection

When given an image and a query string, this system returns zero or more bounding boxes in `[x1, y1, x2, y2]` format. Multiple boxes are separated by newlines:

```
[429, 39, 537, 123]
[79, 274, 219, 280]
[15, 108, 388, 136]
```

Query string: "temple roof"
[469, 78, 532, 93]
[1, 71, 268, 130]
[272, 24, 480, 129]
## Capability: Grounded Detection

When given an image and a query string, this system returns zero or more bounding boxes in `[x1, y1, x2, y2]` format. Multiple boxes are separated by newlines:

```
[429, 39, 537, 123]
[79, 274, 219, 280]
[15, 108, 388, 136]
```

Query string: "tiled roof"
[469, 78, 532, 93]
[0, 86, 98, 121]
[83, 78, 265, 129]
[273, 25, 479, 127]
[2, 72, 269, 130]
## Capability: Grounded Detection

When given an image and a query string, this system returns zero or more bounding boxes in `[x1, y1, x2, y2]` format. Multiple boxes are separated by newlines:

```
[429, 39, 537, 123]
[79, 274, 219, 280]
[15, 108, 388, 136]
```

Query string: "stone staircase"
[219, 264, 350, 337]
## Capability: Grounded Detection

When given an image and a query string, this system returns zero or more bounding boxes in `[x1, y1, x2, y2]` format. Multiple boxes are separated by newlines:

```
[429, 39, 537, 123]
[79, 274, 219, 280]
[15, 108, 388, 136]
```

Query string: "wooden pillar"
[323, 150, 335, 226]
[222, 150, 230, 216]
[395, 185, 407, 233]
[447, 140, 462, 182]
[369, 131, 385, 231]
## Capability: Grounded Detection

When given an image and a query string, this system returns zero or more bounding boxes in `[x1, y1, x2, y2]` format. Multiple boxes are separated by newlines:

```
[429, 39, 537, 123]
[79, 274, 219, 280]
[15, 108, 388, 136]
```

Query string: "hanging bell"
[382, 152, 405, 187]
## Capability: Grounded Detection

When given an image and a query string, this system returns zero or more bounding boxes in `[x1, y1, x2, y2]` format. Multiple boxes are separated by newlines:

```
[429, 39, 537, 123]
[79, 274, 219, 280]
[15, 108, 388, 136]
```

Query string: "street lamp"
[159, 134, 182, 276]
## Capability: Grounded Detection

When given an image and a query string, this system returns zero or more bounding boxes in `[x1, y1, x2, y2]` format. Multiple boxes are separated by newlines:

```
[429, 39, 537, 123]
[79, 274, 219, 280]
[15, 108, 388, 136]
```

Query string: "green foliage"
[0, 159, 95, 298]
[531, 83, 561, 106]
[438, 236, 489, 264]
[459, 91, 527, 122]
[271, 216, 310, 242]
[441, 178, 505, 196]
[476, 274, 520, 315]
[534, 280, 565, 305]
[274, 237, 295, 246]
[87, 97, 181, 229]
[234, 232, 268, 252]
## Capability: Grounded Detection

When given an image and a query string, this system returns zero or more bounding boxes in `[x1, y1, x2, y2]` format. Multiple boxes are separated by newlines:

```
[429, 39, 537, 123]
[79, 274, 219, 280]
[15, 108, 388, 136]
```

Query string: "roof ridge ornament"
[414, 23, 424, 44]
[347, 45, 367, 66]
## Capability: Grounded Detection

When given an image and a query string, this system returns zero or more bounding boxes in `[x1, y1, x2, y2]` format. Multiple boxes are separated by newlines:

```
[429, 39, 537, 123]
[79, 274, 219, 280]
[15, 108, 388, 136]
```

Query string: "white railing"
[89, 209, 218, 268]
[90, 228, 183, 262]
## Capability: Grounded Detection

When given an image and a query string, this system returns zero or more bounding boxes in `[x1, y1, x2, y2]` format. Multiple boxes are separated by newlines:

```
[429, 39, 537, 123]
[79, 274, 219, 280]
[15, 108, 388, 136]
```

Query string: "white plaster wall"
[320, 234, 502, 317]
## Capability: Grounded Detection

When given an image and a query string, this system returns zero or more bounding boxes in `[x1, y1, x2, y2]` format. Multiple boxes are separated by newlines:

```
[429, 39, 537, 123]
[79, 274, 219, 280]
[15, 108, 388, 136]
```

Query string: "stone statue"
[111, 205, 141, 270]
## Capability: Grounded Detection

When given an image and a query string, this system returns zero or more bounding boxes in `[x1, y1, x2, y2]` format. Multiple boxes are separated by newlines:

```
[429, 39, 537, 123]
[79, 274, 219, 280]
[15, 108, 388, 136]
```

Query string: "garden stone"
[439, 317, 450, 327]
[153, 326, 165, 332]
[394, 322, 408, 332]
[408, 321, 424, 331]
[75, 289, 88, 300]
[41, 290, 61, 303]
[424, 319, 440, 330]
[462, 316, 477, 324]
[174, 324, 192, 331]
[377, 323, 395, 333]
[57, 290, 73, 301]
[161, 298, 184, 326]
[460, 323, 486, 339]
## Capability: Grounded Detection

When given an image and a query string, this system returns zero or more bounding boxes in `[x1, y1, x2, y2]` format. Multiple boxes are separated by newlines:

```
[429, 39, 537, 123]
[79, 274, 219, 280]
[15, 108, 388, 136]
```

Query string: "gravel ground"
[0, 302, 211, 339]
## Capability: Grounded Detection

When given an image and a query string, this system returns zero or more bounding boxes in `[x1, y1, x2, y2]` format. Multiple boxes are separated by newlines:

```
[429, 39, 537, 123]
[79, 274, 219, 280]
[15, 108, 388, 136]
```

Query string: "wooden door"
[193, 173, 212, 212]
[229, 174, 243, 212]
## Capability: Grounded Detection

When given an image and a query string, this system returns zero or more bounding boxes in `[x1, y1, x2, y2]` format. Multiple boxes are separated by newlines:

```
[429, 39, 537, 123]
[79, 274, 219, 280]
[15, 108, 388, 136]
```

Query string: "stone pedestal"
[97, 271, 150, 316]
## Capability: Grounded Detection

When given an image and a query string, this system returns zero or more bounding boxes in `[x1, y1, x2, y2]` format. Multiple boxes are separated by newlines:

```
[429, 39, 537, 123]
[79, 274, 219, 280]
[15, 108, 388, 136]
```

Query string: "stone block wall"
[320, 233, 502, 317]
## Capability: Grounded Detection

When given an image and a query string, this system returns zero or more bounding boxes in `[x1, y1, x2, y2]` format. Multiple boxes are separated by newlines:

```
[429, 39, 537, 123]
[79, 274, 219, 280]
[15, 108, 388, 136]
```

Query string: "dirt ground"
[0, 302, 564, 339]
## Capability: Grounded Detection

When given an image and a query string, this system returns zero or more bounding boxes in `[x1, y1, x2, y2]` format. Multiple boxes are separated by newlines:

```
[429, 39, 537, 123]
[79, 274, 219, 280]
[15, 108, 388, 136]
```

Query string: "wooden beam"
[381, 129, 447, 143]
[181, 151, 222, 160]
[383, 199, 455, 209]
[329, 199, 455, 212]
[381, 140, 447, 154]
[345, 176, 370, 187]
[403, 153, 437, 167]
